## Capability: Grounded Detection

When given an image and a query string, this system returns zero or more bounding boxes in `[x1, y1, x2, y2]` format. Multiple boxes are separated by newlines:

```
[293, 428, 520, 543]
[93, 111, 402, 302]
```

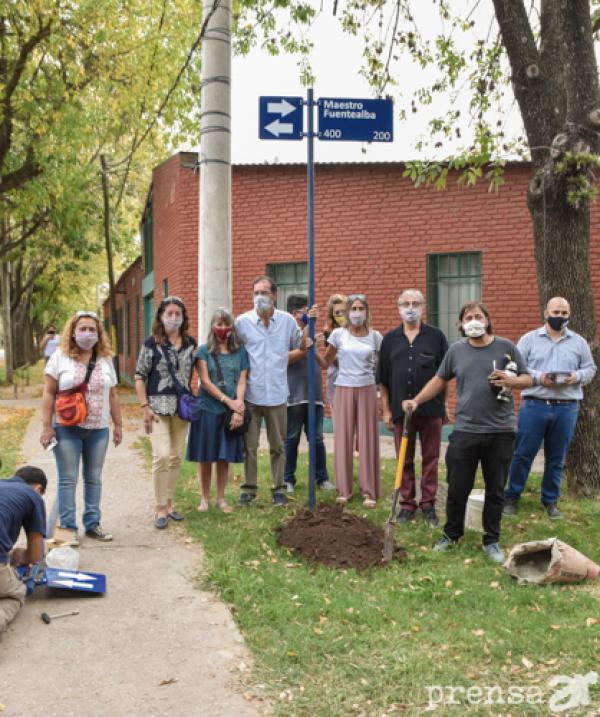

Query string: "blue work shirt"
[196, 344, 250, 414]
[519, 326, 597, 401]
[236, 309, 302, 406]
[0, 476, 46, 562]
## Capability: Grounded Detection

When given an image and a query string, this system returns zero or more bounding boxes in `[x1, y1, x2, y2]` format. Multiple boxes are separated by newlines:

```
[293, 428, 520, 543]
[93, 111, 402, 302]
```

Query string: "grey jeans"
[0, 564, 26, 635]
[242, 402, 287, 495]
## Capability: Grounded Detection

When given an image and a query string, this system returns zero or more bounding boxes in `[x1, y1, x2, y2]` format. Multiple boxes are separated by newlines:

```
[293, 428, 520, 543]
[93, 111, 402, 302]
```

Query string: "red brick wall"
[110, 155, 600, 408]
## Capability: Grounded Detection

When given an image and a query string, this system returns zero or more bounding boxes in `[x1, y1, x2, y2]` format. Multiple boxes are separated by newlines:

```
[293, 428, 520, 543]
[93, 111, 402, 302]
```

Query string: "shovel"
[382, 409, 412, 563]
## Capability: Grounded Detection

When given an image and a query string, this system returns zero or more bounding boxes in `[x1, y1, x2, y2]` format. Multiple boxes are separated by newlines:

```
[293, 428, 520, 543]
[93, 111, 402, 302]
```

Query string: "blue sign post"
[259, 91, 394, 509]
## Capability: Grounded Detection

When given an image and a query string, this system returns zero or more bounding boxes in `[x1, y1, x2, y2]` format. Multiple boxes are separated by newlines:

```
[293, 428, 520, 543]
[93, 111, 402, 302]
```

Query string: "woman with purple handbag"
[135, 297, 197, 529]
[186, 308, 249, 513]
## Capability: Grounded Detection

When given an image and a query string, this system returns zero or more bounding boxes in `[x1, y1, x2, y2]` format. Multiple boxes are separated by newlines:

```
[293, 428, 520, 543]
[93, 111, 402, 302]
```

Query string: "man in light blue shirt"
[504, 297, 597, 519]
[236, 275, 304, 506]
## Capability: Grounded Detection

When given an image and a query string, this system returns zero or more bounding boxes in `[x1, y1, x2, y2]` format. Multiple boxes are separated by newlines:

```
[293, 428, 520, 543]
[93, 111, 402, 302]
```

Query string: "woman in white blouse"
[323, 295, 382, 507]
[40, 311, 121, 542]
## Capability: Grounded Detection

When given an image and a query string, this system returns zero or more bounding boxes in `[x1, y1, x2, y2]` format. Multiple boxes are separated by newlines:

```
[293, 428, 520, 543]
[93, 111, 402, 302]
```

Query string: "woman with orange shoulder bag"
[40, 311, 122, 543]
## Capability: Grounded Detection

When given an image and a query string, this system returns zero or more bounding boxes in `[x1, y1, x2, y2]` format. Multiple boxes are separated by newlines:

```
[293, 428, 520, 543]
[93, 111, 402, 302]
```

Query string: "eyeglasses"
[76, 311, 97, 319]
[348, 294, 366, 302]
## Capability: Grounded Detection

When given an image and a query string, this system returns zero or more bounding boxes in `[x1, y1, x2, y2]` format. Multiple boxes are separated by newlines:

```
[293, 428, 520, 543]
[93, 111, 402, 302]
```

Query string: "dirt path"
[0, 406, 261, 717]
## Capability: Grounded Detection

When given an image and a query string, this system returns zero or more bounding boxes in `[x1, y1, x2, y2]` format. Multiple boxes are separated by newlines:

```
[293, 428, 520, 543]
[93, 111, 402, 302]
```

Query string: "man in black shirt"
[0, 466, 47, 635]
[378, 289, 448, 527]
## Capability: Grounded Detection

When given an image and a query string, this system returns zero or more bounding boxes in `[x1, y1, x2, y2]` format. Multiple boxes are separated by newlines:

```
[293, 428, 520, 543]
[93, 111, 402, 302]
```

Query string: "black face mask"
[547, 316, 569, 331]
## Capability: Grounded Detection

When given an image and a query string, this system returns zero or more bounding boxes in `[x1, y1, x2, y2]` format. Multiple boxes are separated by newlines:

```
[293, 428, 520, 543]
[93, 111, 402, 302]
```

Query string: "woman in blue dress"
[187, 308, 249, 512]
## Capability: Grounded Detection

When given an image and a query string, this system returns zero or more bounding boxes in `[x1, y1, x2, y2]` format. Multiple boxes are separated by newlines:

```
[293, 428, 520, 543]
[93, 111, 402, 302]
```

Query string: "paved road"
[0, 407, 260, 717]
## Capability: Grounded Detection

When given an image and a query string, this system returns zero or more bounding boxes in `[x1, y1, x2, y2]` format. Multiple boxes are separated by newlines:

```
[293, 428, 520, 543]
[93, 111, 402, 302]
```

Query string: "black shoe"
[237, 493, 256, 507]
[85, 524, 113, 541]
[273, 492, 288, 506]
[397, 509, 416, 524]
[503, 498, 518, 516]
[422, 507, 439, 528]
[545, 504, 563, 519]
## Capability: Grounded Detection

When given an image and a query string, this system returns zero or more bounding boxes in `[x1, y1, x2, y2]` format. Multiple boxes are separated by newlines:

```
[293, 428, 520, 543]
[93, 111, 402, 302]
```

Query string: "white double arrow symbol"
[265, 99, 298, 137]
[51, 570, 97, 589]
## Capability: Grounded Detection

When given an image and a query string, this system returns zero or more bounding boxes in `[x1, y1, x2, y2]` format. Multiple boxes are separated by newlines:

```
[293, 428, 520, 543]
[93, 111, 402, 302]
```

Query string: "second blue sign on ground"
[318, 97, 393, 142]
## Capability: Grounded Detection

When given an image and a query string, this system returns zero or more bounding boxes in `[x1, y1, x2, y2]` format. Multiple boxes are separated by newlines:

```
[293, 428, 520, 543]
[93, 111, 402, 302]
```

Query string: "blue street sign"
[17, 564, 106, 594]
[317, 97, 393, 142]
[259, 96, 303, 140]
[45, 568, 106, 594]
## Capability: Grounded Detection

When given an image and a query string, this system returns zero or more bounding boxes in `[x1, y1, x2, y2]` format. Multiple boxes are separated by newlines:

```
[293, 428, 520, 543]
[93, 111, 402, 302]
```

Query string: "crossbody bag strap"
[211, 352, 227, 389]
[161, 345, 186, 396]
[84, 350, 97, 384]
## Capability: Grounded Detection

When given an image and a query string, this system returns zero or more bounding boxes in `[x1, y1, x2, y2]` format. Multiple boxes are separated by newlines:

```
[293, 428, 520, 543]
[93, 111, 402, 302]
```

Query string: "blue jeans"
[53, 425, 110, 531]
[505, 399, 579, 505]
[284, 404, 329, 485]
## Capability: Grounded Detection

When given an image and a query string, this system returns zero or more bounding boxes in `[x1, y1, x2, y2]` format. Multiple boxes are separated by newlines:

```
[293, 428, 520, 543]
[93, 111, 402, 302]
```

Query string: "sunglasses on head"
[161, 296, 184, 306]
[76, 311, 97, 319]
[348, 294, 367, 302]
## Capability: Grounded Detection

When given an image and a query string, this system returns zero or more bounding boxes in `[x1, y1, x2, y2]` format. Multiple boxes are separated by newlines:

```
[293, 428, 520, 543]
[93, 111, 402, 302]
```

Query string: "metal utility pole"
[198, 0, 232, 338]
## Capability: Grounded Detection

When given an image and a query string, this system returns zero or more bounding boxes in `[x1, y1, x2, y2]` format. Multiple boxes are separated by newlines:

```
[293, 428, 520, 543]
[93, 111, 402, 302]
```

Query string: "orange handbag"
[55, 353, 96, 426]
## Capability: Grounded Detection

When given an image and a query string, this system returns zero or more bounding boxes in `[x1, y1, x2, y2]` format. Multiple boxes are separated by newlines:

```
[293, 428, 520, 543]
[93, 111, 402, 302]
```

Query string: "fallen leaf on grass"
[472, 629, 485, 637]
[550, 624, 561, 630]
[489, 581, 500, 589]
[587, 617, 600, 627]
[444, 579, 452, 588]
[242, 693, 254, 701]
[158, 678, 177, 686]
[287, 651, 297, 658]
[313, 627, 322, 635]
[463, 558, 474, 565]
[522, 656, 534, 669]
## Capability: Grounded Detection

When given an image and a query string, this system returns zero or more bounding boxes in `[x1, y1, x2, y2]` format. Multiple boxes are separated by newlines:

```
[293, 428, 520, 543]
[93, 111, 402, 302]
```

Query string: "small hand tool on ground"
[383, 409, 412, 563]
[41, 610, 79, 624]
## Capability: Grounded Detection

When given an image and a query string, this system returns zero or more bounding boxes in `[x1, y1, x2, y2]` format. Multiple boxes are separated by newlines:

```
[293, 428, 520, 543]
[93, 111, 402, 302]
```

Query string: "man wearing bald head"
[504, 297, 596, 519]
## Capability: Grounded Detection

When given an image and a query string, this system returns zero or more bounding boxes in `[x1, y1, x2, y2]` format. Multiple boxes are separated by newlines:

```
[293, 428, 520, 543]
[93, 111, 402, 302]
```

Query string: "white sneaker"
[285, 482, 295, 494]
[318, 480, 336, 491]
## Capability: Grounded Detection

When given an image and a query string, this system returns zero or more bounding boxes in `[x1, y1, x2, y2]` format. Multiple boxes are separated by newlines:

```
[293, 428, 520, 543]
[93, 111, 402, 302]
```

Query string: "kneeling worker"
[0, 466, 47, 635]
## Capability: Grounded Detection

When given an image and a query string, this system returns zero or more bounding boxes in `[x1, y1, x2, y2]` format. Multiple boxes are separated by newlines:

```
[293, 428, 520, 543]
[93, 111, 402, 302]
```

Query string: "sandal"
[154, 514, 168, 529]
[362, 496, 376, 509]
[197, 500, 209, 512]
[336, 495, 349, 505]
[217, 501, 233, 514]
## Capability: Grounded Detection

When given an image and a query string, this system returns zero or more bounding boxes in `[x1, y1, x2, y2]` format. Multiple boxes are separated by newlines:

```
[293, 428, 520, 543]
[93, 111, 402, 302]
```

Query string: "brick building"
[106, 151, 600, 397]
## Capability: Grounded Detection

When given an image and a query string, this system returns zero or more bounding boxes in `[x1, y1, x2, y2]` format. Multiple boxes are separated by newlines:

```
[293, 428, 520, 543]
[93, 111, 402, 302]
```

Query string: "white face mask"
[463, 320, 486, 338]
[349, 311, 366, 326]
[400, 307, 422, 323]
[75, 332, 98, 350]
[254, 295, 272, 314]
[162, 317, 183, 333]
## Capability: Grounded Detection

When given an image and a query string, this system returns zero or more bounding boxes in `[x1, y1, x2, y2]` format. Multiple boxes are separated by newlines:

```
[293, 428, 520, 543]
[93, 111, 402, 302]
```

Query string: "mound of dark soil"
[277, 503, 406, 571]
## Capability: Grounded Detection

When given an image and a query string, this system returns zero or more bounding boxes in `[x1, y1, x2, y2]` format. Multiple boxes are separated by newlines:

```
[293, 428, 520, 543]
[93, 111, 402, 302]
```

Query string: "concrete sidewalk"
[0, 408, 260, 717]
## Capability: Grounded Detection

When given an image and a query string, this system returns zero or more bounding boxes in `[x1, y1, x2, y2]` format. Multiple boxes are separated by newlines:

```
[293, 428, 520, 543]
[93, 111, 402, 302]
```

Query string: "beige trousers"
[149, 414, 189, 506]
[0, 564, 26, 635]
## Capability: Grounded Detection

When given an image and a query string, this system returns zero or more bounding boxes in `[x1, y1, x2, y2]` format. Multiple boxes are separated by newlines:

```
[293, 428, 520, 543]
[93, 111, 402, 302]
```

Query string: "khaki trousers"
[0, 564, 26, 635]
[242, 402, 287, 495]
[149, 414, 189, 506]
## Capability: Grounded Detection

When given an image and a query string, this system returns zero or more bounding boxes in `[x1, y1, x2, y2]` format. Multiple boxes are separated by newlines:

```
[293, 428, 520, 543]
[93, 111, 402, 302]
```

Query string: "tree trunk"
[100, 154, 120, 382]
[529, 165, 600, 495]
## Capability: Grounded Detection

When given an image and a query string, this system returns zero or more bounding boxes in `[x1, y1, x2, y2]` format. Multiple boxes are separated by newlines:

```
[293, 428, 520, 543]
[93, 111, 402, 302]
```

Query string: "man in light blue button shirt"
[504, 297, 597, 519]
[236, 275, 304, 506]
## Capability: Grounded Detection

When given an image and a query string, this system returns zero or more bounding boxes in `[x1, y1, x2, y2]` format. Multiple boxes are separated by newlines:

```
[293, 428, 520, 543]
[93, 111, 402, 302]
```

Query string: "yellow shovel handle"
[393, 412, 412, 490]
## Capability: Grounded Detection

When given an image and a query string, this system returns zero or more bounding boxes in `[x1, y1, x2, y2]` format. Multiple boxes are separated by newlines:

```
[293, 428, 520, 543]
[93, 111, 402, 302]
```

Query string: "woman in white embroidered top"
[40, 311, 121, 543]
[323, 294, 383, 507]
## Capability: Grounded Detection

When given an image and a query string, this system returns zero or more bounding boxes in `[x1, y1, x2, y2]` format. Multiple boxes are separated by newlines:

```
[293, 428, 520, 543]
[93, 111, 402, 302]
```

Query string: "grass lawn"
[0, 407, 34, 477]
[0, 359, 46, 398]
[135, 440, 600, 716]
